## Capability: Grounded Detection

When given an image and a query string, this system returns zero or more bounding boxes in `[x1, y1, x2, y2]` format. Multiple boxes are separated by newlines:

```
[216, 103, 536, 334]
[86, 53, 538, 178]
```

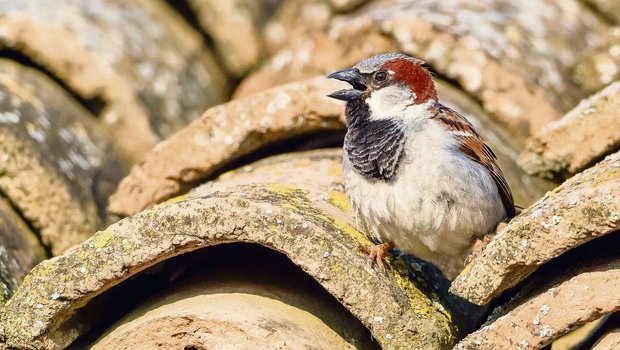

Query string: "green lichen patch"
[93, 230, 113, 249]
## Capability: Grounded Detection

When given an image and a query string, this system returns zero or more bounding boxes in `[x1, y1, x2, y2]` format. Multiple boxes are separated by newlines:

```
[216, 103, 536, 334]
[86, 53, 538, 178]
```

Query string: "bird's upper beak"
[327, 68, 367, 102]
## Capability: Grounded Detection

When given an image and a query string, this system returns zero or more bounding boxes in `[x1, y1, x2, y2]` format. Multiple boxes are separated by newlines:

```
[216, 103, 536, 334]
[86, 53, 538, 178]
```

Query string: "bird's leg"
[465, 221, 508, 265]
[358, 241, 394, 272]
[465, 231, 498, 265]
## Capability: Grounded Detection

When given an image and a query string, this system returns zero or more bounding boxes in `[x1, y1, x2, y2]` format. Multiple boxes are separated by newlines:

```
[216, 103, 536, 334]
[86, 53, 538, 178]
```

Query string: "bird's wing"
[431, 104, 516, 218]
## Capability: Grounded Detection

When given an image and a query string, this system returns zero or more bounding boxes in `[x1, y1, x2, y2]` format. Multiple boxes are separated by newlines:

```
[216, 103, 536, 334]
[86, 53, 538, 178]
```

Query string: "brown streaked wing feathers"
[432, 104, 516, 218]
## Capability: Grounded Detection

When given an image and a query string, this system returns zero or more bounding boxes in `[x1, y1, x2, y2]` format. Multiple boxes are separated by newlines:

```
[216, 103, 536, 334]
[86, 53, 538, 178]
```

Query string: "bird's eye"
[374, 71, 388, 82]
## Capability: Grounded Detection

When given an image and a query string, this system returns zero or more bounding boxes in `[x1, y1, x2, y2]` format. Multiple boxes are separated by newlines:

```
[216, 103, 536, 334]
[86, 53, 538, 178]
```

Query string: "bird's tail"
[502, 205, 524, 223]
[514, 205, 524, 216]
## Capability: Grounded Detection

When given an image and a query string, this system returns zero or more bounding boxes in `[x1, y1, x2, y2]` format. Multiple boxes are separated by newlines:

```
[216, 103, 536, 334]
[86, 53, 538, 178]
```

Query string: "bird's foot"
[495, 221, 508, 232]
[358, 241, 394, 272]
[465, 234, 494, 265]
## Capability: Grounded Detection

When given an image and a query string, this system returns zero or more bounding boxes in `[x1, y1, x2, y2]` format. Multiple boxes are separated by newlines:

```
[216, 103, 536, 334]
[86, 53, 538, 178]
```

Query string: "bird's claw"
[358, 242, 394, 272]
[465, 234, 494, 265]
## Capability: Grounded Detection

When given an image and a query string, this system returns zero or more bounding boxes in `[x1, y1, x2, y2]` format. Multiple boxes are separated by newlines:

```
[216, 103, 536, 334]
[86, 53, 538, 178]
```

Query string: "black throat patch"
[344, 100, 406, 181]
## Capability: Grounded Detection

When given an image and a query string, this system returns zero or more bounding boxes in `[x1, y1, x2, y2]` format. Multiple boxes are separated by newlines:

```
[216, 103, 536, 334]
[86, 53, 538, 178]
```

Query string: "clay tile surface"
[2, 150, 457, 350]
[454, 254, 620, 350]
[184, 0, 282, 76]
[0, 59, 126, 255]
[573, 28, 620, 94]
[450, 151, 620, 305]
[583, 0, 620, 24]
[592, 330, 620, 350]
[92, 292, 362, 349]
[0, 0, 229, 161]
[328, 0, 370, 12]
[519, 81, 620, 179]
[237, 0, 608, 139]
[108, 77, 347, 217]
[0, 196, 46, 305]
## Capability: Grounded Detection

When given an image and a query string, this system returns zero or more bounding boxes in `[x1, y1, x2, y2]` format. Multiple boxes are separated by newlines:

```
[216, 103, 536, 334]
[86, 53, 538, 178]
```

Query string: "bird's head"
[327, 53, 437, 122]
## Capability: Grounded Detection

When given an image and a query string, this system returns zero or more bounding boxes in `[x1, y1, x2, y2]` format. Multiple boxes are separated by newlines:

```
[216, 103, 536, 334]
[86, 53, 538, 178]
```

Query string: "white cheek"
[366, 85, 415, 120]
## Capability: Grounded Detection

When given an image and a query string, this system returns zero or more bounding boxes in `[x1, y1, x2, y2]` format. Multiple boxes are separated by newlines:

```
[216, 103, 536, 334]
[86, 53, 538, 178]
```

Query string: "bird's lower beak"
[327, 68, 366, 102]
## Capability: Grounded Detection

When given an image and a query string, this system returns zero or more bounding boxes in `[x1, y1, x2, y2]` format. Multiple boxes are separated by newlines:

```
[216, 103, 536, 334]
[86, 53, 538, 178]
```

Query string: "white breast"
[343, 117, 505, 278]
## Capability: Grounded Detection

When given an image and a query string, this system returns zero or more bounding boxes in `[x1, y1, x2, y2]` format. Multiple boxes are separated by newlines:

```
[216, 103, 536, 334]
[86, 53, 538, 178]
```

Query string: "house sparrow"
[327, 53, 515, 279]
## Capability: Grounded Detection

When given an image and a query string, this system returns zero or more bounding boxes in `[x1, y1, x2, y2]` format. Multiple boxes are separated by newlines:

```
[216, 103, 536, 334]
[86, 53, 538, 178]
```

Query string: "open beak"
[327, 68, 367, 102]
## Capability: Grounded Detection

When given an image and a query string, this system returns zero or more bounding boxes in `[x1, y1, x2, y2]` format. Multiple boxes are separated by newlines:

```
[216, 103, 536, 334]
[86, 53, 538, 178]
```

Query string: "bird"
[327, 53, 516, 279]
